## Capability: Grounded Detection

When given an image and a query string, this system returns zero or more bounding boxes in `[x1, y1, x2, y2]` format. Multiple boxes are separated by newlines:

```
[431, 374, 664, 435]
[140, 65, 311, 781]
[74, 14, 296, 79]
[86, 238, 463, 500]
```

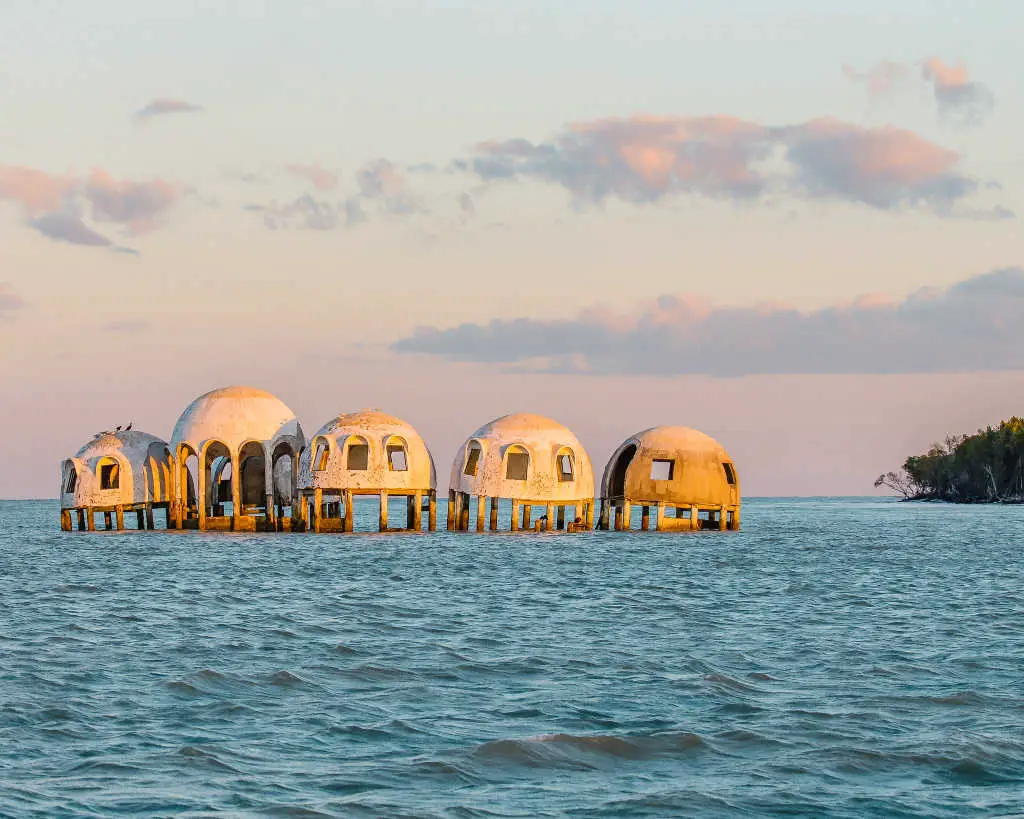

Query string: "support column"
[61, 510, 71, 532]
[522, 504, 532, 531]
[718, 504, 727, 531]
[266, 493, 277, 532]
[77, 509, 86, 531]
[641, 505, 650, 531]
[136, 509, 145, 530]
[546, 503, 555, 531]
[586, 501, 595, 529]
[104, 511, 113, 530]
[87, 508, 95, 531]
[344, 490, 354, 532]
[412, 492, 423, 531]
[447, 490, 456, 531]
[489, 496, 499, 531]
[599, 500, 609, 530]
[622, 501, 632, 530]
[427, 491, 436, 531]
[614, 502, 623, 531]
[655, 502, 666, 531]
[313, 487, 323, 533]
[690, 505, 699, 531]
[510, 499, 520, 531]
[557, 505, 566, 530]
[379, 490, 389, 531]
[476, 495, 486, 532]
[146, 503, 155, 530]
[730, 507, 740, 531]
[230, 454, 241, 531]
[198, 461, 208, 531]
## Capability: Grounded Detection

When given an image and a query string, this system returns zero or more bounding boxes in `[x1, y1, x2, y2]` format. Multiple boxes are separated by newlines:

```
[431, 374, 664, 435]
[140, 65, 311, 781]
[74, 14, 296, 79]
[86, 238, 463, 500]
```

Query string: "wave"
[470, 731, 707, 768]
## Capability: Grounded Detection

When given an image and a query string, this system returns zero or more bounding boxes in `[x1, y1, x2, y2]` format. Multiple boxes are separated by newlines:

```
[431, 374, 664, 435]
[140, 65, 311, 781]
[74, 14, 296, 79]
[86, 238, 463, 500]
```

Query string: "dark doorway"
[610, 444, 637, 498]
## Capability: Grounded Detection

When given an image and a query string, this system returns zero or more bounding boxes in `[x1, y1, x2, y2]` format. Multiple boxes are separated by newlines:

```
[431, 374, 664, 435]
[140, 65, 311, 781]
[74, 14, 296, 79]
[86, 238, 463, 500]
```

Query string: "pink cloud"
[457, 114, 993, 215]
[0, 283, 25, 318]
[0, 165, 75, 214]
[287, 163, 339, 191]
[921, 57, 993, 124]
[135, 98, 204, 120]
[84, 169, 180, 234]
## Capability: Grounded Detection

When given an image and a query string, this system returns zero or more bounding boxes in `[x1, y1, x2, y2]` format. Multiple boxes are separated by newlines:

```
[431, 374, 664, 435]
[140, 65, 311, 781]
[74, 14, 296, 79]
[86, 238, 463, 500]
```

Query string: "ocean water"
[1, 498, 1022, 818]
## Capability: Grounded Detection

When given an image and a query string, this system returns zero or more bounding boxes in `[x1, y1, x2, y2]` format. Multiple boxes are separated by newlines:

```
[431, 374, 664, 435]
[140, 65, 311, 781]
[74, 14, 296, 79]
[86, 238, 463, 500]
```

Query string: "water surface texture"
[1, 498, 1022, 817]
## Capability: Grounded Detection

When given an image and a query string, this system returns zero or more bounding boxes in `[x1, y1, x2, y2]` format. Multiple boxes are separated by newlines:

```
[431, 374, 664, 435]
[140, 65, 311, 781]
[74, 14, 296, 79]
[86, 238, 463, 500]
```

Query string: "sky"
[2, 0, 1023, 498]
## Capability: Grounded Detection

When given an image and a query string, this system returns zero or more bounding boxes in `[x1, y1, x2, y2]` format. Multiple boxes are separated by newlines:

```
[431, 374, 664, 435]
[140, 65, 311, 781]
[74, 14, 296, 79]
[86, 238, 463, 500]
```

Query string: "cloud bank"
[135, 98, 204, 120]
[0, 164, 181, 247]
[452, 115, 998, 216]
[393, 268, 1024, 376]
[287, 163, 338, 191]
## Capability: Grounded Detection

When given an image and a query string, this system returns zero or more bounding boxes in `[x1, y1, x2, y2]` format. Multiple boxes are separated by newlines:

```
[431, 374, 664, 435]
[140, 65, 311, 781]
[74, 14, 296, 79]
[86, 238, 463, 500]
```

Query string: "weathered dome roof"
[75, 430, 169, 462]
[170, 386, 303, 452]
[449, 412, 594, 502]
[297, 409, 435, 491]
[601, 425, 739, 508]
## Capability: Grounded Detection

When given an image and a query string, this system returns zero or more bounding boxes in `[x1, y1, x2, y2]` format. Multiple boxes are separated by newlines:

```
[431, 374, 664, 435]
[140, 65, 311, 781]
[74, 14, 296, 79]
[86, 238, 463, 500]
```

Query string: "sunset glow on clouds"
[1, 0, 1022, 497]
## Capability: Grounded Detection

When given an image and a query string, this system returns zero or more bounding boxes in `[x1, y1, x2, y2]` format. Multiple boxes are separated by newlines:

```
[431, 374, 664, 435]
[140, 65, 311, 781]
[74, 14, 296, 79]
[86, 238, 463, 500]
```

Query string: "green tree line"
[876, 417, 1024, 502]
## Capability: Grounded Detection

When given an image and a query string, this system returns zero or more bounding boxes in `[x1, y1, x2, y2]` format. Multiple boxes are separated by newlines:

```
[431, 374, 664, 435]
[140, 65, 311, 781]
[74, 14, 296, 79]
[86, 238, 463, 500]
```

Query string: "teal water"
[1, 498, 1022, 817]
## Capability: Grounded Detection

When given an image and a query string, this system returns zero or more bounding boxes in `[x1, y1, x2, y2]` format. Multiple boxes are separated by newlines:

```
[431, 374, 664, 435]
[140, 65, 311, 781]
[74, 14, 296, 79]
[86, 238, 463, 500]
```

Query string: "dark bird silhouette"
[115, 425, 123, 432]
[125, 421, 133, 431]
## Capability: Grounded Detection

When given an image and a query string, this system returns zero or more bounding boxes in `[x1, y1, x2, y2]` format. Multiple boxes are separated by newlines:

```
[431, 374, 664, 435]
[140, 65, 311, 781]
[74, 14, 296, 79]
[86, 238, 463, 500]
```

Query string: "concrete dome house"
[598, 426, 740, 531]
[170, 386, 305, 531]
[295, 410, 437, 533]
[448, 413, 595, 531]
[60, 430, 175, 531]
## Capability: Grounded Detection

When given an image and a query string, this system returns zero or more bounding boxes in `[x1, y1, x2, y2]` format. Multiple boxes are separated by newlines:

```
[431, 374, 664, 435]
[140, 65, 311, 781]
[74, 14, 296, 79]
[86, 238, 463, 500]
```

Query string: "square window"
[558, 453, 574, 482]
[506, 452, 529, 481]
[464, 447, 481, 476]
[347, 443, 369, 471]
[388, 445, 408, 471]
[650, 459, 674, 481]
[100, 463, 119, 490]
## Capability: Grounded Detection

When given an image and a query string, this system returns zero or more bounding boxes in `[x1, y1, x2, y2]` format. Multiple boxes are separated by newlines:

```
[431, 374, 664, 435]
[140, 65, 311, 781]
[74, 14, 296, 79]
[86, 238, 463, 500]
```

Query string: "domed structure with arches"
[60, 430, 174, 531]
[169, 386, 305, 531]
[295, 410, 437, 532]
[599, 426, 740, 531]
[448, 413, 595, 531]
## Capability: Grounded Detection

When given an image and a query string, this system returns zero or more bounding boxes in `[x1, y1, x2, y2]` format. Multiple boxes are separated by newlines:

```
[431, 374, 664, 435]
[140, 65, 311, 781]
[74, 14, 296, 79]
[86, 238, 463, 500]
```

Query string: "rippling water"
[1, 498, 1022, 817]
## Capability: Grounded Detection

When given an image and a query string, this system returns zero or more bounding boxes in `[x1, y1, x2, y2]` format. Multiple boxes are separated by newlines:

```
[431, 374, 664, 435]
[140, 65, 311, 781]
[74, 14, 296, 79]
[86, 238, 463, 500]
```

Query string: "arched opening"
[556, 448, 575, 482]
[97, 457, 121, 491]
[386, 436, 408, 471]
[723, 462, 737, 486]
[463, 440, 482, 476]
[178, 444, 199, 521]
[145, 443, 171, 501]
[203, 440, 231, 516]
[346, 436, 369, 471]
[609, 444, 637, 498]
[239, 441, 267, 509]
[271, 441, 296, 526]
[504, 445, 529, 481]
[311, 437, 330, 472]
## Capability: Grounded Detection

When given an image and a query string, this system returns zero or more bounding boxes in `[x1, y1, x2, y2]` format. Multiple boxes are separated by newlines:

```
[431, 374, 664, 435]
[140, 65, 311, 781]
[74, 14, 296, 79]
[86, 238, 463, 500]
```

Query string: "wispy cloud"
[287, 163, 339, 191]
[453, 115, 996, 216]
[842, 61, 908, 97]
[844, 57, 994, 125]
[134, 97, 204, 121]
[29, 211, 111, 246]
[0, 164, 182, 247]
[0, 283, 25, 319]
[921, 57, 994, 125]
[394, 268, 1024, 377]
